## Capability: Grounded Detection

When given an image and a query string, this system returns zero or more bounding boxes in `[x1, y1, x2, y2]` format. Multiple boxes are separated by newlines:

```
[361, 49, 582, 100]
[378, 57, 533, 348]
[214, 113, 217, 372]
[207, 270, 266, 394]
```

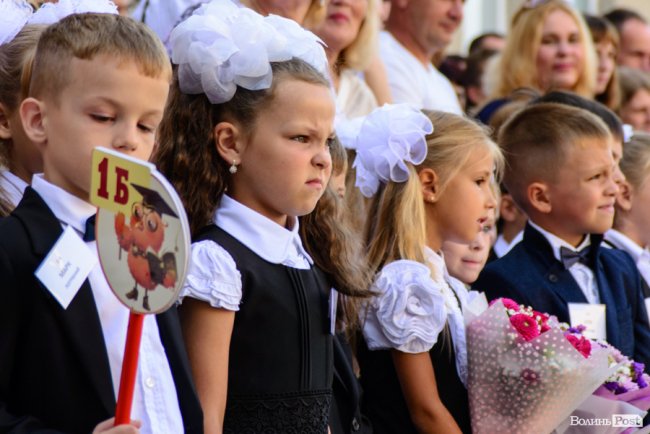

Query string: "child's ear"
[214, 121, 243, 166]
[19, 97, 47, 146]
[0, 103, 11, 141]
[616, 181, 633, 212]
[418, 167, 439, 203]
[527, 182, 552, 214]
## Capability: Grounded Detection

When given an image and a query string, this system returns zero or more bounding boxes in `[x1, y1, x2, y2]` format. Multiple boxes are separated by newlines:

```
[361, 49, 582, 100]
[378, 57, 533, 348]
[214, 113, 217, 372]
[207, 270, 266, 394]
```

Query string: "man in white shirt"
[380, 0, 464, 113]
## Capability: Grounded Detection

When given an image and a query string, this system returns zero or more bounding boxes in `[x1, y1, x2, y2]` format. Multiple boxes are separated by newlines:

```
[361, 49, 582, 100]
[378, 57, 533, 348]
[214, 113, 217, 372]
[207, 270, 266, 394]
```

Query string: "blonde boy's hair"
[619, 132, 650, 190]
[498, 103, 611, 212]
[29, 13, 171, 102]
[492, 0, 596, 98]
[365, 111, 503, 276]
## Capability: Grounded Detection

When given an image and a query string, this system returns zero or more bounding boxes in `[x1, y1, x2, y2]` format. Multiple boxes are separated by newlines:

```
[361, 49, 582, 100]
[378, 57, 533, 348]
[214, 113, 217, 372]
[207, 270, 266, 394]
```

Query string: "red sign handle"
[114, 312, 145, 426]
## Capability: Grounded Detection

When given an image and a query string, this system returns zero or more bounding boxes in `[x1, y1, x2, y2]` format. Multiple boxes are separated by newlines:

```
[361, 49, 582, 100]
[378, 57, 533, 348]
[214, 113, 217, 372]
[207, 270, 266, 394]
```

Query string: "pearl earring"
[229, 160, 238, 174]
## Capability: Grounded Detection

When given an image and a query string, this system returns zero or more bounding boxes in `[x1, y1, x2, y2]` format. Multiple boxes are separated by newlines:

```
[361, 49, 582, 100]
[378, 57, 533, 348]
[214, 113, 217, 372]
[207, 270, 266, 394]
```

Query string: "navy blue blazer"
[0, 187, 203, 434]
[473, 223, 650, 369]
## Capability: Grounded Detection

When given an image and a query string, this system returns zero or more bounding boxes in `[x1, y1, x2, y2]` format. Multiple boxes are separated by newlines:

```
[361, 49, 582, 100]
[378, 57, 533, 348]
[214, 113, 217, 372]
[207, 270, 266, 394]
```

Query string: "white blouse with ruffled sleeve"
[180, 195, 314, 311]
[362, 248, 469, 385]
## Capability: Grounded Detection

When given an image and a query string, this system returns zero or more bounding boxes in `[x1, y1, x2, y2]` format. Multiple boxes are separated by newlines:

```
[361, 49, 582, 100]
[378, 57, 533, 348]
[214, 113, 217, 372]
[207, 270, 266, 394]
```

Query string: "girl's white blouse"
[362, 248, 469, 385]
[180, 195, 313, 311]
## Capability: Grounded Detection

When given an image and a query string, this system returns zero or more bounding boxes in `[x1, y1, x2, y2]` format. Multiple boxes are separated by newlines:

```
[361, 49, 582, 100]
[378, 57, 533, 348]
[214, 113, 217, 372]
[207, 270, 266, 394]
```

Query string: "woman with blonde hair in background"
[489, 0, 596, 99]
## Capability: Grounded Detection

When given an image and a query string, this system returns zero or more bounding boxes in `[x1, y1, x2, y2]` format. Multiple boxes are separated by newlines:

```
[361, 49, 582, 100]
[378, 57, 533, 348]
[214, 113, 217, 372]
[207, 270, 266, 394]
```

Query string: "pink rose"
[566, 334, 592, 358]
[509, 313, 540, 341]
[490, 297, 520, 311]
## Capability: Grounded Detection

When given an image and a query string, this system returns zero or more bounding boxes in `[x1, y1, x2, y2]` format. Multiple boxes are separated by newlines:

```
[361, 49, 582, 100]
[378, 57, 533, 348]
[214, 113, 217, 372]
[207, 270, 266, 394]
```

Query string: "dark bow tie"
[559, 245, 590, 269]
[83, 215, 96, 242]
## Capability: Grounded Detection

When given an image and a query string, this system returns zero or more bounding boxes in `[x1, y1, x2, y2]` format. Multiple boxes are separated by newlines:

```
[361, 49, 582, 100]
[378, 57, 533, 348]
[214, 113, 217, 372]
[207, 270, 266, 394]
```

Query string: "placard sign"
[89, 147, 190, 426]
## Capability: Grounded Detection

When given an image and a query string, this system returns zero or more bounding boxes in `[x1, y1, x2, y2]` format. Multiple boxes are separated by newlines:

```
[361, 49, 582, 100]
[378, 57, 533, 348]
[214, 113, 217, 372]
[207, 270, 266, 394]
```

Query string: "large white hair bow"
[0, 0, 33, 46]
[353, 104, 433, 198]
[28, 0, 118, 25]
[168, 0, 328, 104]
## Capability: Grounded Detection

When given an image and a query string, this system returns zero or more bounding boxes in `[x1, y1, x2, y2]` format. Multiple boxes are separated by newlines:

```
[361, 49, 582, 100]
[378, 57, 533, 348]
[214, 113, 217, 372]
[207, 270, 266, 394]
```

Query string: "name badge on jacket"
[35, 225, 97, 309]
[568, 302, 606, 340]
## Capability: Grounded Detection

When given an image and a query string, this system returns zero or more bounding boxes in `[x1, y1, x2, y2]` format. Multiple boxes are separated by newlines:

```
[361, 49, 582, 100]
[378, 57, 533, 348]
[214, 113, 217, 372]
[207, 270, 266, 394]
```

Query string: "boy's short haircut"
[29, 13, 171, 102]
[498, 103, 611, 210]
[532, 90, 624, 142]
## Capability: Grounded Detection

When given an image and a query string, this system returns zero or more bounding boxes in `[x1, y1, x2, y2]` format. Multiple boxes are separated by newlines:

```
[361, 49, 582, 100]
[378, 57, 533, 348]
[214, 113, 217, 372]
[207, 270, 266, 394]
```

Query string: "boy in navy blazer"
[0, 14, 202, 434]
[473, 103, 650, 368]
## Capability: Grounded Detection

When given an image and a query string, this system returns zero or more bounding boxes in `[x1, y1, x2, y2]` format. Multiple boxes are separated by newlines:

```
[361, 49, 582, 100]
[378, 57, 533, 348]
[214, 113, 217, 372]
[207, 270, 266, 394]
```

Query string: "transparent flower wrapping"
[467, 300, 615, 433]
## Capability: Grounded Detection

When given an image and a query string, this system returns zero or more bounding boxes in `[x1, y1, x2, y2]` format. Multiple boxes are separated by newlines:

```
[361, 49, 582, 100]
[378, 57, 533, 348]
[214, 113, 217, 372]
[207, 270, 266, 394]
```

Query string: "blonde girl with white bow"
[356, 106, 502, 434]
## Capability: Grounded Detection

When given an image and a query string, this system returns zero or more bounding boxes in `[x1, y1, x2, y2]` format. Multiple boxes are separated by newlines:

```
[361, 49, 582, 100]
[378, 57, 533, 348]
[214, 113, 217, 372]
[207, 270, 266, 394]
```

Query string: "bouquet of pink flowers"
[466, 297, 615, 434]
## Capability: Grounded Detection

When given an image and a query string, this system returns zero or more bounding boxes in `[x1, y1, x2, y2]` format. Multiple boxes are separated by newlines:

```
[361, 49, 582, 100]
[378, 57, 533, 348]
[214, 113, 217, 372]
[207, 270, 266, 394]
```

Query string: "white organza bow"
[28, 0, 118, 25]
[168, 0, 328, 104]
[0, 0, 33, 46]
[352, 104, 433, 197]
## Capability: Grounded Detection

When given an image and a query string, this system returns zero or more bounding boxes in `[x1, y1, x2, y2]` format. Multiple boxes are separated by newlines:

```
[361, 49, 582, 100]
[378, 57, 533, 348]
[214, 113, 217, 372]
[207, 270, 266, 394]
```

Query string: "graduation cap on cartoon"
[130, 183, 179, 219]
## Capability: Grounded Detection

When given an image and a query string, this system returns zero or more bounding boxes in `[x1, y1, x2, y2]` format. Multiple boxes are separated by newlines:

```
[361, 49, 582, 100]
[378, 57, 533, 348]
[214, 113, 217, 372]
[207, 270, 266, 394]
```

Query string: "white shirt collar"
[31, 174, 96, 234]
[493, 231, 523, 258]
[604, 229, 644, 262]
[214, 195, 313, 266]
[0, 167, 29, 208]
[528, 220, 591, 263]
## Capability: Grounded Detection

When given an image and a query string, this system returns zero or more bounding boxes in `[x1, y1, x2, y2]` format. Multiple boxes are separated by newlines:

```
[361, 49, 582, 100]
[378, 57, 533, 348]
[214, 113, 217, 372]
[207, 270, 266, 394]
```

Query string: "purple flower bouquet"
[594, 344, 650, 412]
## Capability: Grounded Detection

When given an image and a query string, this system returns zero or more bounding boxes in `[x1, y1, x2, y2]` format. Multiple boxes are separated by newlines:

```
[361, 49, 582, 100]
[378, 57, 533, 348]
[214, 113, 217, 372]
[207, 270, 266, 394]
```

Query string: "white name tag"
[644, 297, 650, 327]
[568, 302, 606, 340]
[35, 225, 97, 309]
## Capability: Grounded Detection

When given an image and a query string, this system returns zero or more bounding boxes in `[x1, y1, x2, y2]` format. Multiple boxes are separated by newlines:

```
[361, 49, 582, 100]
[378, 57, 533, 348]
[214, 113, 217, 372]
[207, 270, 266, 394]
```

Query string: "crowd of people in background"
[2, 0, 650, 433]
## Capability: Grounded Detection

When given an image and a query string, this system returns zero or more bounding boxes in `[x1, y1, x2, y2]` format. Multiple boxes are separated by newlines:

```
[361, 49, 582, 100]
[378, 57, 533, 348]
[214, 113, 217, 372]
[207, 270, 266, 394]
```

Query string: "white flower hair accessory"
[0, 0, 33, 46]
[352, 104, 433, 198]
[623, 124, 634, 143]
[28, 0, 118, 25]
[168, 0, 328, 104]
